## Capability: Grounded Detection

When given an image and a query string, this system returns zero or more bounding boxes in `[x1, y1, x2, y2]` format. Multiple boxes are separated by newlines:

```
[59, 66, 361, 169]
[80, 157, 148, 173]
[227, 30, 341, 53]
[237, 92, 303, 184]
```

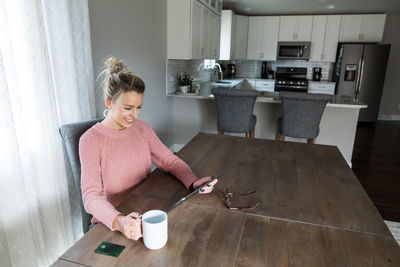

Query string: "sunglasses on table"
[224, 188, 261, 210]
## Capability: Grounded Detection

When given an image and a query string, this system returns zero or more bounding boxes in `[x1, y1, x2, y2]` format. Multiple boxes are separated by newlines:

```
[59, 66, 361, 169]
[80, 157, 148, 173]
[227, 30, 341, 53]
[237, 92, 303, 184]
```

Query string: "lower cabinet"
[308, 82, 336, 95]
[237, 79, 274, 92]
[237, 79, 256, 90]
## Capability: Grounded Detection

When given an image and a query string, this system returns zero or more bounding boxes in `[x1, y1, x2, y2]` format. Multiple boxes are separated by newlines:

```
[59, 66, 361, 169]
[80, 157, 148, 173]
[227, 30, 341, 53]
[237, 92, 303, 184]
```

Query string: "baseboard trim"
[168, 144, 185, 153]
[378, 114, 400, 121]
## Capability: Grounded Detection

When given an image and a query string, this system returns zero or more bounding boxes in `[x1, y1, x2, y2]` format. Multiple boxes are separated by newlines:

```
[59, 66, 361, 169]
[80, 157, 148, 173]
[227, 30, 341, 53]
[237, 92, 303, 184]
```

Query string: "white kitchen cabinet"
[279, 16, 313, 41]
[362, 14, 386, 41]
[191, 1, 203, 59]
[167, 0, 221, 59]
[201, 7, 210, 58]
[237, 79, 274, 91]
[220, 11, 248, 60]
[198, 0, 209, 6]
[247, 17, 263, 60]
[339, 14, 386, 42]
[247, 16, 280, 60]
[237, 79, 256, 90]
[310, 15, 341, 62]
[219, 10, 234, 60]
[232, 15, 248, 59]
[308, 82, 336, 95]
[255, 80, 275, 92]
[199, 0, 221, 15]
[216, 0, 222, 15]
[208, 11, 221, 59]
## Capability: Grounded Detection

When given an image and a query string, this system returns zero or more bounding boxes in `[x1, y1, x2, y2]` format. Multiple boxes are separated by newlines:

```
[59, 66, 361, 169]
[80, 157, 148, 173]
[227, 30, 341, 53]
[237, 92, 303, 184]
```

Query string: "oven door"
[277, 42, 311, 60]
[275, 84, 308, 93]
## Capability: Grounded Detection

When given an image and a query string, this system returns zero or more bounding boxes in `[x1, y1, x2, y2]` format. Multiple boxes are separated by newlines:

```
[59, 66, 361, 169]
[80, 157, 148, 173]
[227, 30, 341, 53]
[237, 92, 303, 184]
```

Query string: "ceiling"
[223, 0, 400, 15]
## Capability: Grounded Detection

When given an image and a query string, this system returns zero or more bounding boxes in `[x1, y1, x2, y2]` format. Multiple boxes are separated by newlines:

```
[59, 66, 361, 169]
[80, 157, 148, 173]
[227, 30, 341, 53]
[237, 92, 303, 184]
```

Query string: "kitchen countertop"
[168, 78, 367, 109]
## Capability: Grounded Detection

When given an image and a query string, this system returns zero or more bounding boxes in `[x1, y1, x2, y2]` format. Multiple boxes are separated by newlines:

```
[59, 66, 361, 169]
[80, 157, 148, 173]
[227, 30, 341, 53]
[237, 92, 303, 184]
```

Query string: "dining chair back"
[211, 88, 259, 138]
[59, 118, 102, 233]
[278, 92, 331, 143]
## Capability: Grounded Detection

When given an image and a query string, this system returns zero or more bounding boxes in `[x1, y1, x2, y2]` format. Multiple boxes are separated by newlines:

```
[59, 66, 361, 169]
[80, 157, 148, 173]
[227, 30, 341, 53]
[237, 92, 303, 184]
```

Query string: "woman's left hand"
[193, 177, 218, 194]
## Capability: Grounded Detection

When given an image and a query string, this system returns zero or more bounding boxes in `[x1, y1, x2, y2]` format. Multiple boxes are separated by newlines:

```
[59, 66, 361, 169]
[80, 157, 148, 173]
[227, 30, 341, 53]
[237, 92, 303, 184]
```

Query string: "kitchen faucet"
[214, 63, 223, 81]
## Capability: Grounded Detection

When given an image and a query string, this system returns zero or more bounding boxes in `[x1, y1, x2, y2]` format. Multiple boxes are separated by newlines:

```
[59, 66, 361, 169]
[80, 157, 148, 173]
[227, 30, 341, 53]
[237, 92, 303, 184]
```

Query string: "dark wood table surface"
[57, 133, 400, 266]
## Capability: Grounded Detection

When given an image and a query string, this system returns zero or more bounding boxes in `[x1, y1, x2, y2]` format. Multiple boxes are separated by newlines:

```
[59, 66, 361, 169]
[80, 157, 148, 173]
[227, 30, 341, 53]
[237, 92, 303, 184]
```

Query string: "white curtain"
[0, 0, 95, 266]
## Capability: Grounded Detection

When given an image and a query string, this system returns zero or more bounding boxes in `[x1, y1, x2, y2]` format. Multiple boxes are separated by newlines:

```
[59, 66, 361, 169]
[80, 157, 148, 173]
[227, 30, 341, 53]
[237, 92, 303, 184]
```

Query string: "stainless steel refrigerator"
[334, 43, 390, 122]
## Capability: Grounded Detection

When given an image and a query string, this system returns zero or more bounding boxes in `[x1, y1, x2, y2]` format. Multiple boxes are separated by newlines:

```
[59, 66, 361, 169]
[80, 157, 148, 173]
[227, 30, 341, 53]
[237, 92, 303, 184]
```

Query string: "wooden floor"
[352, 121, 400, 222]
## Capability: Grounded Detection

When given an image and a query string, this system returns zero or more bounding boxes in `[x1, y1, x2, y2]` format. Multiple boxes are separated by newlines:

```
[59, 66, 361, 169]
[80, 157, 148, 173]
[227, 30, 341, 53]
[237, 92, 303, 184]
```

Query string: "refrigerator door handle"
[355, 57, 363, 98]
[356, 56, 366, 98]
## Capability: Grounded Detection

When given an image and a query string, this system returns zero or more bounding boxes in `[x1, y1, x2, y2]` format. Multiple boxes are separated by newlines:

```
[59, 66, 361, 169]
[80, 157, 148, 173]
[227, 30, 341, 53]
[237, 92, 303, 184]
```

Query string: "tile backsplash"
[167, 59, 213, 94]
[268, 60, 335, 81]
[219, 60, 334, 80]
[218, 60, 261, 78]
[167, 59, 335, 94]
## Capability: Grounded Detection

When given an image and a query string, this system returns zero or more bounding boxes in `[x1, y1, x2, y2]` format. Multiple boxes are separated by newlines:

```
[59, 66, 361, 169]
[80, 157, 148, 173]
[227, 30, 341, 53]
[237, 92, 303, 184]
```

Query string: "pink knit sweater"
[79, 120, 198, 230]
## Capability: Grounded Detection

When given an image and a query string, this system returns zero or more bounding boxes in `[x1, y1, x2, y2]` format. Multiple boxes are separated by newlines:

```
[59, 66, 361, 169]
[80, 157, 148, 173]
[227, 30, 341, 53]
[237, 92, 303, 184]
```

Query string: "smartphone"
[94, 241, 125, 257]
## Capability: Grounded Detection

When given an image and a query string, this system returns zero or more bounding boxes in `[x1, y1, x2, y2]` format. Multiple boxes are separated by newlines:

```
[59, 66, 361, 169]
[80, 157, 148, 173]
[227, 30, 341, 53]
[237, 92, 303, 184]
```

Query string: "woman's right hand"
[113, 212, 142, 240]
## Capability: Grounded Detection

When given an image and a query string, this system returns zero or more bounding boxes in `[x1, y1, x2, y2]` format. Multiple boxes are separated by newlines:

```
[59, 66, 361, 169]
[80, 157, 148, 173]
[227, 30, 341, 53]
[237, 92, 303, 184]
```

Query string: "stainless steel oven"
[274, 67, 308, 93]
[277, 42, 311, 60]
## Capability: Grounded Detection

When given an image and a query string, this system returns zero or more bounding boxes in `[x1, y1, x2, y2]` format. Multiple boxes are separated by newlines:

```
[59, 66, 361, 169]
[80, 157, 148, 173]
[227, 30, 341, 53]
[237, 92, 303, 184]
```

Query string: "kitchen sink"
[214, 81, 232, 84]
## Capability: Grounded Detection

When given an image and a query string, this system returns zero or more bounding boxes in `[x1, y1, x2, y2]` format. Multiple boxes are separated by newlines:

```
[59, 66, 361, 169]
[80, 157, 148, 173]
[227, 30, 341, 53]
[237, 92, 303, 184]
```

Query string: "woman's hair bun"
[104, 57, 125, 75]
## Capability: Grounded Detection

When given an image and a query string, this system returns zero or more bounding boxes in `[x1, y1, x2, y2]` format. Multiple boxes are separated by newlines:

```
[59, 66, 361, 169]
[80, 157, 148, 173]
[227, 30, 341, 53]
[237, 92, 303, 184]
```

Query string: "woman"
[79, 57, 217, 241]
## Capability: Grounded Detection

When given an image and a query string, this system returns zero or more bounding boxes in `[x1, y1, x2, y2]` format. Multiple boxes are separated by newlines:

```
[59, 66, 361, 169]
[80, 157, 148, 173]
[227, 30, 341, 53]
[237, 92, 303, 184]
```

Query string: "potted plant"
[176, 72, 193, 93]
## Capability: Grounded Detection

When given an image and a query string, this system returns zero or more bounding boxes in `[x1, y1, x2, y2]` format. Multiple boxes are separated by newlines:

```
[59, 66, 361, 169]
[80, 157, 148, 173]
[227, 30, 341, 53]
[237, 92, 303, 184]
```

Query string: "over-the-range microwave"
[277, 42, 311, 60]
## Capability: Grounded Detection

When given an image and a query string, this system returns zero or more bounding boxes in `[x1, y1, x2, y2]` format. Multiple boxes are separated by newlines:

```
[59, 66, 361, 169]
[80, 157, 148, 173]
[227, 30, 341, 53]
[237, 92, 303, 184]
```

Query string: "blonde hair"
[103, 57, 145, 102]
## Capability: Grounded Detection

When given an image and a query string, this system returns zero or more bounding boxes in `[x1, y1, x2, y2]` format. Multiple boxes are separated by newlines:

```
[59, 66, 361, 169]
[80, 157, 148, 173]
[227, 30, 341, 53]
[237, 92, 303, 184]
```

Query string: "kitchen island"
[168, 80, 367, 166]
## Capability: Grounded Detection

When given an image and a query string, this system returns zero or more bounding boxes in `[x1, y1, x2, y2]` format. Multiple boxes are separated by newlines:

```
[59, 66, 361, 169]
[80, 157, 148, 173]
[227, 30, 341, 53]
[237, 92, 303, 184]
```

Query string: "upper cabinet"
[279, 16, 313, 41]
[247, 16, 280, 60]
[339, 14, 386, 42]
[199, 0, 222, 15]
[208, 11, 221, 59]
[168, 4, 387, 61]
[167, 0, 221, 59]
[219, 11, 248, 60]
[310, 15, 341, 62]
[232, 15, 249, 59]
[219, 10, 234, 60]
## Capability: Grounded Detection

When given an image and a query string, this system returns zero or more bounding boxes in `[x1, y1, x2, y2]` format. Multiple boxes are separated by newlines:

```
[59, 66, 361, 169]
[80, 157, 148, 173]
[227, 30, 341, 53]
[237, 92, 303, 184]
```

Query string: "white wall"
[380, 13, 400, 120]
[88, 0, 175, 145]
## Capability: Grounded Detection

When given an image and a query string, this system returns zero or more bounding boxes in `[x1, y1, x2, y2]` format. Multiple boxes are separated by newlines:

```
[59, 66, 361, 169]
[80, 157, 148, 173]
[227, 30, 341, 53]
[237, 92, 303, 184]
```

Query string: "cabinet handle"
[201, 47, 204, 57]
[360, 33, 364, 40]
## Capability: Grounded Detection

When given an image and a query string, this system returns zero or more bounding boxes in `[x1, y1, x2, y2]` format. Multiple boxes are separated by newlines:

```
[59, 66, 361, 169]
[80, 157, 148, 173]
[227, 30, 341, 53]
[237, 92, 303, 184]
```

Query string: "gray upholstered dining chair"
[211, 87, 259, 138]
[277, 92, 332, 144]
[59, 118, 103, 233]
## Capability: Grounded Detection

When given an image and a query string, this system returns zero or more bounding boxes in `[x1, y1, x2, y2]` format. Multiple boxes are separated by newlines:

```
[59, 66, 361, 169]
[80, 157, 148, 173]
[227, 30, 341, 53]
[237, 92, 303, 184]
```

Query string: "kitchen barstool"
[211, 87, 259, 138]
[277, 91, 331, 144]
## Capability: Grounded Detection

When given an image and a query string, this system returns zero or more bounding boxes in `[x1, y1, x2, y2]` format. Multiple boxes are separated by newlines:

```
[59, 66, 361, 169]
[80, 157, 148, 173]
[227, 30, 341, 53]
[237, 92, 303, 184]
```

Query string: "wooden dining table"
[53, 133, 400, 267]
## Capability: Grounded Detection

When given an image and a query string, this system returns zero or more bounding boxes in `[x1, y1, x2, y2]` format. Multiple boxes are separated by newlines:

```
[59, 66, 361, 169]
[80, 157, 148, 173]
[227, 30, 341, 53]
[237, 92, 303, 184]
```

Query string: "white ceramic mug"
[142, 210, 168, 250]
